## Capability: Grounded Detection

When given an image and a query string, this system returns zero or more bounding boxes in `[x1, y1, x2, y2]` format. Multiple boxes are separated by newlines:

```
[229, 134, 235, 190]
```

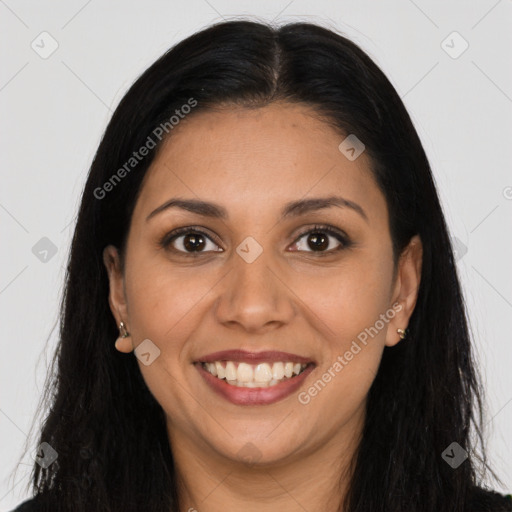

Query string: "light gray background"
[1, 0, 511, 509]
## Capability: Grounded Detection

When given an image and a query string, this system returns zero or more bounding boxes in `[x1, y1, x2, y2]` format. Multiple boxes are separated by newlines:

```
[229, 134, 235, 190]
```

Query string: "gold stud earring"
[397, 328, 408, 340]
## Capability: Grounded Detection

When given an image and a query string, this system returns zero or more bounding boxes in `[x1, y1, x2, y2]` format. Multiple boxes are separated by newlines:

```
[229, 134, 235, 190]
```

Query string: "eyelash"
[158, 224, 351, 257]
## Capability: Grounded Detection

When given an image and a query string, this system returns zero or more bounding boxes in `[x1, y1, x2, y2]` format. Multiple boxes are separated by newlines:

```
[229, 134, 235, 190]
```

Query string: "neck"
[167, 412, 363, 512]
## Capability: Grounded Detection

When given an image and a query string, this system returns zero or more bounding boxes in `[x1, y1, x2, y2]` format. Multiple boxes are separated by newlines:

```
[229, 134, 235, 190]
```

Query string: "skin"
[103, 102, 422, 512]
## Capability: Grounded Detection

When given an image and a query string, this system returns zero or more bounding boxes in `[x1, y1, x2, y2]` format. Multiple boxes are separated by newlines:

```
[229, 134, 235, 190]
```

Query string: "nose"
[213, 247, 296, 334]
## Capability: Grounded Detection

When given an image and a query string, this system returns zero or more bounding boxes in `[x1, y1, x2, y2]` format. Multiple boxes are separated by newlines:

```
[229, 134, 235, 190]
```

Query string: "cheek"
[122, 258, 212, 425]
[298, 262, 391, 417]
[294, 249, 393, 412]
[296, 252, 394, 345]
[124, 257, 215, 342]
[300, 346, 382, 432]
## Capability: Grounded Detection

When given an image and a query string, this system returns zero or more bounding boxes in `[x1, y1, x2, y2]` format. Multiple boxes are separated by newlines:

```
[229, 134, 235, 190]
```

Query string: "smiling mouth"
[199, 360, 311, 388]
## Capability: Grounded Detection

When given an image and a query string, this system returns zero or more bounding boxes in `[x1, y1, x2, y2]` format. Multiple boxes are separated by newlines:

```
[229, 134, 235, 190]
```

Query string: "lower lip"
[195, 363, 315, 406]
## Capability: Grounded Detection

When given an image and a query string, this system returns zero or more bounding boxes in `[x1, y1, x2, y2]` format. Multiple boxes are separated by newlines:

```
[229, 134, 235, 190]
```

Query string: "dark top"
[10, 488, 512, 511]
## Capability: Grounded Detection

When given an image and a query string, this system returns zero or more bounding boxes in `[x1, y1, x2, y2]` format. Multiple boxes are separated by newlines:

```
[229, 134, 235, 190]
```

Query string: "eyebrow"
[146, 195, 368, 223]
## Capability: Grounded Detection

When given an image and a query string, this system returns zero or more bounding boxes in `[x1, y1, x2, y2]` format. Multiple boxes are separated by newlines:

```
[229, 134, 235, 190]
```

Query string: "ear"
[385, 235, 423, 347]
[103, 245, 133, 353]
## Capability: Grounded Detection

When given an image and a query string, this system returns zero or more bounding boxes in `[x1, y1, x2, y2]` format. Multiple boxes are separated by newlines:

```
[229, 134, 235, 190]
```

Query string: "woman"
[11, 19, 511, 512]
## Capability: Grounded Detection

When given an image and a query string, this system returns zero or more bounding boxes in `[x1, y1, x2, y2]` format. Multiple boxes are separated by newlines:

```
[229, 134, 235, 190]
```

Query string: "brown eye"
[182, 233, 206, 252]
[290, 225, 349, 254]
[160, 224, 350, 256]
[306, 232, 330, 251]
[160, 228, 222, 254]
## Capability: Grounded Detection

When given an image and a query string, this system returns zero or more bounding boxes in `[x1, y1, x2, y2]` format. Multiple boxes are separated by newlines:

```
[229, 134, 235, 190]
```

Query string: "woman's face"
[104, 102, 422, 468]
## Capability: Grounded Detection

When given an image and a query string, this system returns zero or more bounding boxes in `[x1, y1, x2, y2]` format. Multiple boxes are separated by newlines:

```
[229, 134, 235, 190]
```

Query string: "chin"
[210, 432, 306, 467]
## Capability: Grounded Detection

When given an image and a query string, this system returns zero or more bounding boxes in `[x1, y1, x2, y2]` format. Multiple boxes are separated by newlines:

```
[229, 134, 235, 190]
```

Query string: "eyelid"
[293, 223, 348, 241]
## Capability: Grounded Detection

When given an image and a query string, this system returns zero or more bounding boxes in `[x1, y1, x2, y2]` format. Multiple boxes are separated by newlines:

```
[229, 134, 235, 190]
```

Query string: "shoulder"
[9, 488, 512, 511]
[467, 487, 512, 511]
[10, 494, 47, 512]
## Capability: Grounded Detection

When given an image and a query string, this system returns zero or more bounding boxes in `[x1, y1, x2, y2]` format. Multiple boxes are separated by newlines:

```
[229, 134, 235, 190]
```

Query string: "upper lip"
[196, 350, 315, 365]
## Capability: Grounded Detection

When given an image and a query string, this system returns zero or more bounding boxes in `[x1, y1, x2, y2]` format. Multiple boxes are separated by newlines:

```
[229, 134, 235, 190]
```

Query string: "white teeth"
[201, 360, 309, 387]
[237, 362, 254, 383]
[254, 363, 272, 383]
[225, 361, 237, 381]
[215, 362, 225, 379]
[272, 362, 284, 380]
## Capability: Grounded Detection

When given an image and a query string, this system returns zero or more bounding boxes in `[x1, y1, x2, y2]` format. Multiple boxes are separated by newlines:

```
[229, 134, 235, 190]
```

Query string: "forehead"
[134, 102, 386, 221]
